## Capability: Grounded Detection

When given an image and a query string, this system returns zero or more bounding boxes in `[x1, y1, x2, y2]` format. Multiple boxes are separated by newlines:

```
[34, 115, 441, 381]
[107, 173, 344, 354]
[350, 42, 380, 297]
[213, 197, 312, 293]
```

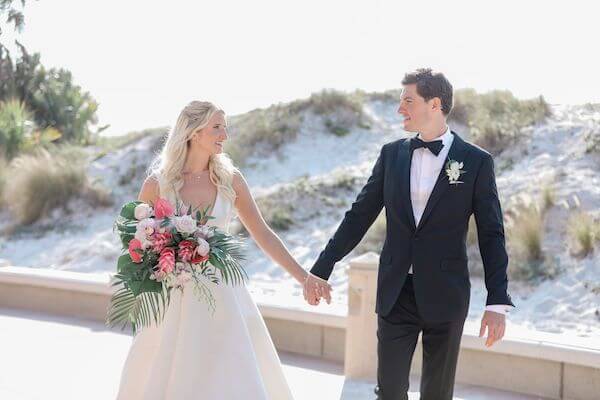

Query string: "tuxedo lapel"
[396, 138, 417, 231]
[416, 131, 469, 232]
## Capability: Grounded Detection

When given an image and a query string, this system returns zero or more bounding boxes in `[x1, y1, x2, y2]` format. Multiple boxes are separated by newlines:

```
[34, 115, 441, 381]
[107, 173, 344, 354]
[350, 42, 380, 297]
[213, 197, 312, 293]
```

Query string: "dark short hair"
[401, 68, 453, 116]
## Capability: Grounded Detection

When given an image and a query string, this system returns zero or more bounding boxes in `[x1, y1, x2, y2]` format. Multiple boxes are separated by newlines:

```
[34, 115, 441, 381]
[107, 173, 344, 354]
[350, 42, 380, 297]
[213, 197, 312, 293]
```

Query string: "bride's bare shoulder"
[138, 174, 160, 204]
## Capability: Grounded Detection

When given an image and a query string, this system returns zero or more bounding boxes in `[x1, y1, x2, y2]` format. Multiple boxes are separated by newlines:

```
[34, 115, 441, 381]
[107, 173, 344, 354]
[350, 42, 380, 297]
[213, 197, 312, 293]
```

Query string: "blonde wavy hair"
[149, 100, 238, 207]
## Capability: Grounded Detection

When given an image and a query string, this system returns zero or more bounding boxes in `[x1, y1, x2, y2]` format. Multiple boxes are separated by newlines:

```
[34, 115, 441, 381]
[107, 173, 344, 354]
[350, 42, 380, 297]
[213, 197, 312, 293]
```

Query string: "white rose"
[172, 215, 197, 234]
[196, 238, 210, 257]
[135, 218, 156, 249]
[134, 203, 152, 220]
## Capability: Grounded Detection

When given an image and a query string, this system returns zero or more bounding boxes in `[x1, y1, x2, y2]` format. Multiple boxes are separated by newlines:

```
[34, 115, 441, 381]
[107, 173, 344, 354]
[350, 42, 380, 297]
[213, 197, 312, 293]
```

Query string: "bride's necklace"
[182, 169, 209, 180]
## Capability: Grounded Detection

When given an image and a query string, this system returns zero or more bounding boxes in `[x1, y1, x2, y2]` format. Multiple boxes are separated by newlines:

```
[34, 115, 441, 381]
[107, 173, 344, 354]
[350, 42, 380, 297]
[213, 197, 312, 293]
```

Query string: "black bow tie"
[409, 137, 444, 156]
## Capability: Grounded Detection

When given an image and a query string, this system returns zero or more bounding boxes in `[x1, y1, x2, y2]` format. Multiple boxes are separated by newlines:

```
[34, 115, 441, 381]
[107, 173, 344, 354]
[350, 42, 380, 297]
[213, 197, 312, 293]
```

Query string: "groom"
[303, 68, 515, 400]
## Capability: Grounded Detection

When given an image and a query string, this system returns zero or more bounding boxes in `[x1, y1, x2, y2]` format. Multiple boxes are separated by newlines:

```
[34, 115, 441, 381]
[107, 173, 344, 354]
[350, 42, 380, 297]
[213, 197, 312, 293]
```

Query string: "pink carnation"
[128, 238, 143, 263]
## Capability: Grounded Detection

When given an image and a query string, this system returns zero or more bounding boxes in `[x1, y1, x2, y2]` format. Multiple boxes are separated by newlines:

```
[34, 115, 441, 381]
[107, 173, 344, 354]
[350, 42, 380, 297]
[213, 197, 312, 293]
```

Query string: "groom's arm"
[310, 144, 388, 281]
[473, 152, 515, 310]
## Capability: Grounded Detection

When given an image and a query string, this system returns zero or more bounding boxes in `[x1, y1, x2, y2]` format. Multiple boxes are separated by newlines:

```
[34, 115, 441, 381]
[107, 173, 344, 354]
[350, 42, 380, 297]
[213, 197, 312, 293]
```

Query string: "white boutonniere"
[445, 159, 466, 184]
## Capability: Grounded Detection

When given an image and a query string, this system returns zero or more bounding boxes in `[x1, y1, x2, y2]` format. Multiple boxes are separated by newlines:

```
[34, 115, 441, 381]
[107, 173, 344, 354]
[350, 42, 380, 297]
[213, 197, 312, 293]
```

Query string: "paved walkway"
[0, 308, 547, 399]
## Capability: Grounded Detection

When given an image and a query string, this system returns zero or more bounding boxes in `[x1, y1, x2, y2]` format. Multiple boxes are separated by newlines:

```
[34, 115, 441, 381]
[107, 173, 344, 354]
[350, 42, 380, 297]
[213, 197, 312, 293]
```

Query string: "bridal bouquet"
[106, 197, 246, 334]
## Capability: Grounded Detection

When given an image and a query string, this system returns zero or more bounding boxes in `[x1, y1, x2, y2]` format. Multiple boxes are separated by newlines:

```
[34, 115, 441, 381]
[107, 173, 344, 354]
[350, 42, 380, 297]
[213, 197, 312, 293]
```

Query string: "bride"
[115, 101, 332, 399]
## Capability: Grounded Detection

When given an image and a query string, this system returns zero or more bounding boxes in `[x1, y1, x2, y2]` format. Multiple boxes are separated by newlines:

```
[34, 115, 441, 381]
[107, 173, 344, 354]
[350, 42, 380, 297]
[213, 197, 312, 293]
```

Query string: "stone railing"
[1, 255, 599, 399]
[343, 253, 600, 400]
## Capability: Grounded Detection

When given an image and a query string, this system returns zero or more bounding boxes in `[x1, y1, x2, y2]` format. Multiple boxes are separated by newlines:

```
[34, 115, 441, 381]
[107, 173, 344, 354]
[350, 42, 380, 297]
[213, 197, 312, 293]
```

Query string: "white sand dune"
[1, 100, 599, 340]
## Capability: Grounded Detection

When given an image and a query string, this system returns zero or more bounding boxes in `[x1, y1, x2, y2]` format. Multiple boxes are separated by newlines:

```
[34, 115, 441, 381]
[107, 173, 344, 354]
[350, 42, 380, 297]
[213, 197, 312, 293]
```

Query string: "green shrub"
[30, 68, 100, 145]
[0, 98, 31, 159]
[0, 43, 100, 149]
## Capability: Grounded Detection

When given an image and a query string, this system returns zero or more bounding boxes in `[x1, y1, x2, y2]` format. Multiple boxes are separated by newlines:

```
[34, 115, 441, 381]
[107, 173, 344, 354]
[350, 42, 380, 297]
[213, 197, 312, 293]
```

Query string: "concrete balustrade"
[1, 256, 599, 399]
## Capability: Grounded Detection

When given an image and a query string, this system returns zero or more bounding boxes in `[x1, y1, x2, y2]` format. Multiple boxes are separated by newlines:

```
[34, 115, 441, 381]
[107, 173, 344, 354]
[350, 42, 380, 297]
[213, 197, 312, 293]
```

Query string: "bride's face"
[190, 112, 228, 155]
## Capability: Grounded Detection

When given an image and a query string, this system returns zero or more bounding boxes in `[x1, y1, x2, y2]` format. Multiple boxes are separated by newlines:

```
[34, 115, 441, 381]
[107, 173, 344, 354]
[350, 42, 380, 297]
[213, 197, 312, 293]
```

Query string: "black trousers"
[376, 274, 466, 400]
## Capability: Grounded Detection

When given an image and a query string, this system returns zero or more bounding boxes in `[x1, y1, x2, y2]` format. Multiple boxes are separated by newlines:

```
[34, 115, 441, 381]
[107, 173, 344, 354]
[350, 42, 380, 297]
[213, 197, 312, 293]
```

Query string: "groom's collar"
[416, 125, 452, 147]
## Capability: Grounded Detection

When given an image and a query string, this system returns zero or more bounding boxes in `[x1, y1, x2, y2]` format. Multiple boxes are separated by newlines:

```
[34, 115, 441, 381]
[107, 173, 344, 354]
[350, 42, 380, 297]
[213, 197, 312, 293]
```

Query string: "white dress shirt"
[408, 126, 512, 315]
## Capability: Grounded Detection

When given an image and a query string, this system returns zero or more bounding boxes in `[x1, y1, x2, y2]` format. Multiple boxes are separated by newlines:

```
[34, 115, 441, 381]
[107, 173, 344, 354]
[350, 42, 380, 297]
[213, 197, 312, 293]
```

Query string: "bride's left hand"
[303, 273, 332, 306]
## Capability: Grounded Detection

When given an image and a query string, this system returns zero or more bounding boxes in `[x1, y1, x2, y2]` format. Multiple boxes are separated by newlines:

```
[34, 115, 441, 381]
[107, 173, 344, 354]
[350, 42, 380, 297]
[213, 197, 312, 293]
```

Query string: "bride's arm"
[138, 175, 160, 204]
[232, 170, 312, 286]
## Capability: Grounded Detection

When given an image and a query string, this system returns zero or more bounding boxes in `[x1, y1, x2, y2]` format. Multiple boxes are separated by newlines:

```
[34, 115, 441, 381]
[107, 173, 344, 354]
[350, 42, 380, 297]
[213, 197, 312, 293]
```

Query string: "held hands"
[479, 310, 506, 347]
[303, 273, 332, 306]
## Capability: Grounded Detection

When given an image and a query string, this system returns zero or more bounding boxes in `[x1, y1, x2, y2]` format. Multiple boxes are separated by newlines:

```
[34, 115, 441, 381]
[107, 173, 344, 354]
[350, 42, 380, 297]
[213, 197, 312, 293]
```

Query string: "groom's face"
[397, 84, 434, 133]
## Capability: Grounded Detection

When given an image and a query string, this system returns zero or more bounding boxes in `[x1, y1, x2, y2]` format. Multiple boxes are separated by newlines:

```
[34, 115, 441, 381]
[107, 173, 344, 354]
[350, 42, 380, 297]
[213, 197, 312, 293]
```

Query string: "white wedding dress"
[115, 188, 294, 400]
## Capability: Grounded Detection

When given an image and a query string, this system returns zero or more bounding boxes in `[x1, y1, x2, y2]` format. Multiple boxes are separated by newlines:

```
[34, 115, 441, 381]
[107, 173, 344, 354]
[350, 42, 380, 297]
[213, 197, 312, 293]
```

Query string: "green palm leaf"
[106, 280, 171, 335]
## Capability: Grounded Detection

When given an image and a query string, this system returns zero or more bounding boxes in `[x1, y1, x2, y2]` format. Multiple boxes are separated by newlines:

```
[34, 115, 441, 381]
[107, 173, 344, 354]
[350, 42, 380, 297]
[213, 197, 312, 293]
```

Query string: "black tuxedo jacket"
[310, 131, 515, 322]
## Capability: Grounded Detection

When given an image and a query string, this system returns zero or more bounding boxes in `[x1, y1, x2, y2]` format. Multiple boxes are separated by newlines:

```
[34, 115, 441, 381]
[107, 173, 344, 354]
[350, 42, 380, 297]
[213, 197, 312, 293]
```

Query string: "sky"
[2, 0, 599, 136]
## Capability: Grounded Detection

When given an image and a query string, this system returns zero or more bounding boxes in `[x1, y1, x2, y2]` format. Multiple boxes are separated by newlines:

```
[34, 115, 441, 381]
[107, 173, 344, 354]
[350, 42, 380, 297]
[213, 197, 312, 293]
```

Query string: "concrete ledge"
[1, 264, 599, 399]
[0, 265, 346, 362]
[260, 303, 346, 329]
[460, 321, 600, 370]
[0, 266, 113, 295]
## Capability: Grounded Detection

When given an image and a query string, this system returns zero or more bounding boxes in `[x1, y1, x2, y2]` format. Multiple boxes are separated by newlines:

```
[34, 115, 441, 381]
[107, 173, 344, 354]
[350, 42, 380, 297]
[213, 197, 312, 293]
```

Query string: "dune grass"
[449, 89, 551, 154]
[567, 210, 599, 257]
[2, 145, 111, 226]
[225, 89, 369, 165]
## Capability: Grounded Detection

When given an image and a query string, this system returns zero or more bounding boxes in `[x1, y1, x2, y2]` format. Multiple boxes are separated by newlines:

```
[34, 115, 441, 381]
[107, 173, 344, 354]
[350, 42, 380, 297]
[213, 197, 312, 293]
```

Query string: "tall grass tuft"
[3, 146, 111, 225]
[541, 183, 555, 212]
[567, 211, 598, 257]
[505, 201, 559, 281]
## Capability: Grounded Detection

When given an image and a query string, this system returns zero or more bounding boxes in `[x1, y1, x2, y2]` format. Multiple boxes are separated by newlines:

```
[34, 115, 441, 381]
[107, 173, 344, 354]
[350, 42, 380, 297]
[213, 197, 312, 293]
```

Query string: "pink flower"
[154, 198, 174, 219]
[151, 231, 173, 253]
[158, 247, 175, 274]
[178, 240, 196, 262]
[128, 238, 143, 263]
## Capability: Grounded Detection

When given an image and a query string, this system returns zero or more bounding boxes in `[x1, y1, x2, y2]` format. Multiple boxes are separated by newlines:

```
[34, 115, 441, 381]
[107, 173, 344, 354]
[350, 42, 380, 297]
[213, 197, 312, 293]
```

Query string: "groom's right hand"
[303, 273, 332, 306]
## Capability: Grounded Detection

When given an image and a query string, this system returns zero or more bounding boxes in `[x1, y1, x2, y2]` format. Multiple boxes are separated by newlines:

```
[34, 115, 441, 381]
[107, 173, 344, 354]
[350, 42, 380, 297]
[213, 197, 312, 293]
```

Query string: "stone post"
[344, 252, 379, 380]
